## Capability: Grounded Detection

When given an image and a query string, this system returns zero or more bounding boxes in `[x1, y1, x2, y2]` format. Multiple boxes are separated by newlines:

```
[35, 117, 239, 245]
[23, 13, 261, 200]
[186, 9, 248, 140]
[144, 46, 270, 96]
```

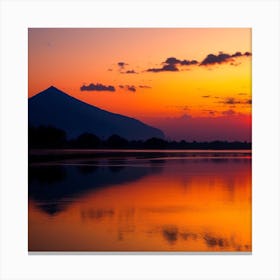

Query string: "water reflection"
[158, 227, 251, 251]
[29, 165, 67, 184]
[29, 154, 251, 252]
[81, 208, 115, 221]
[162, 226, 179, 245]
[29, 162, 163, 215]
[77, 164, 99, 175]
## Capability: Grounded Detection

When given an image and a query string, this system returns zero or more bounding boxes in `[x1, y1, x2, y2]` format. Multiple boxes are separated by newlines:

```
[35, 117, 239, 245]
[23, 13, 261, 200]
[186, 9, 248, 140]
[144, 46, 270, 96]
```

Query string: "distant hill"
[28, 86, 164, 140]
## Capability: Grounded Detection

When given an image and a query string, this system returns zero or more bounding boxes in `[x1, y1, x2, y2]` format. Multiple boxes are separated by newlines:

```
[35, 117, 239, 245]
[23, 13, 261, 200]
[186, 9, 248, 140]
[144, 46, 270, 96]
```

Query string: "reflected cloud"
[203, 234, 228, 248]
[180, 232, 198, 241]
[158, 226, 251, 251]
[143, 206, 194, 214]
[161, 226, 198, 245]
[162, 226, 178, 245]
[202, 233, 251, 251]
[117, 208, 136, 241]
[81, 208, 115, 221]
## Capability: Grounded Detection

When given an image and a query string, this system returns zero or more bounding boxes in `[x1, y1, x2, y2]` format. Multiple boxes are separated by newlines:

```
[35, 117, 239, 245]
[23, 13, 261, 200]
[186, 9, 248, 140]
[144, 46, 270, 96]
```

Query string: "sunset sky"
[28, 28, 252, 141]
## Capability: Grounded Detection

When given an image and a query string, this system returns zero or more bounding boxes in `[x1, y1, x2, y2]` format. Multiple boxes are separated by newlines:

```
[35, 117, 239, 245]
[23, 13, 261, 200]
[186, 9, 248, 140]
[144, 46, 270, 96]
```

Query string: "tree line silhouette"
[29, 125, 251, 150]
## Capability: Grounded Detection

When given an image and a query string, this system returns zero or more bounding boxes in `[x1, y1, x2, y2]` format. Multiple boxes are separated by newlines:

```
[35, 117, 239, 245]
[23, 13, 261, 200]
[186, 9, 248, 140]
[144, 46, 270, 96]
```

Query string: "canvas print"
[28, 28, 252, 252]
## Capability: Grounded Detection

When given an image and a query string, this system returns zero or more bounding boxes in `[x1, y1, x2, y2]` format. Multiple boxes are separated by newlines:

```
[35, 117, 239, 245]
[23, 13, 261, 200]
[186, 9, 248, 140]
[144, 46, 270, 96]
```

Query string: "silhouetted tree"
[28, 124, 251, 150]
[144, 137, 168, 149]
[74, 132, 101, 148]
[128, 140, 144, 149]
[106, 134, 129, 148]
[29, 125, 66, 148]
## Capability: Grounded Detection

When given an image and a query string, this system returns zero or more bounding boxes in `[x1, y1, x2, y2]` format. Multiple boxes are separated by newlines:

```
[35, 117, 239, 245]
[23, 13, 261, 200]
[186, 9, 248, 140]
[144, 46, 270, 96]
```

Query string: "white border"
[0, 0, 279, 280]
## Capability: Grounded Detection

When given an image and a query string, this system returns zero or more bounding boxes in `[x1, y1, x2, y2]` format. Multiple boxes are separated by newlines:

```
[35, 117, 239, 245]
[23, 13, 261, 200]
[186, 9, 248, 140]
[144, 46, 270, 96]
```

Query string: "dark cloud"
[219, 97, 252, 105]
[107, 68, 113, 72]
[200, 51, 252, 66]
[208, 110, 216, 116]
[118, 62, 128, 68]
[231, 51, 242, 57]
[164, 57, 198, 66]
[139, 85, 152, 89]
[147, 64, 179, 73]
[146, 51, 250, 72]
[200, 52, 232, 66]
[125, 70, 137, 74]
[117, 62, 138, 74]
[165, 57, 181, 65]
[223, 97, 239, 105]
[180, 59, 198, 66]
[222, 109, 236, 116]
[203, 109, 217, 115]
[202, 95, 210, 98]
[127, 85, 136, 92]
[80, 83, 115, 92]
[119, 85, 136, 92]
[147, 56, 197, 73]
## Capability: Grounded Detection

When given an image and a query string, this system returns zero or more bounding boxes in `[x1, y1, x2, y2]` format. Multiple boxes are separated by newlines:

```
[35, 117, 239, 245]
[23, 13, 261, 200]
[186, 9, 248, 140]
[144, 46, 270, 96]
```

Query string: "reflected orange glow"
[29, 156, 251, 251]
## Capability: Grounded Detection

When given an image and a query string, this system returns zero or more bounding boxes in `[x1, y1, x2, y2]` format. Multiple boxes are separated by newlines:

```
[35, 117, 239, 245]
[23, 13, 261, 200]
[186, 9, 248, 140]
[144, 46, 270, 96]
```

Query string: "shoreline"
[29, 148, 252, 163]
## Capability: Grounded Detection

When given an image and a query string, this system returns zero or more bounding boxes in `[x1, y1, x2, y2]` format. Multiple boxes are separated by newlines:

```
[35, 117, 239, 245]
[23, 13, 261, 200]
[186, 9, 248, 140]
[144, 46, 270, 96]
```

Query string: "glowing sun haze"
[28, 28, 252, 141]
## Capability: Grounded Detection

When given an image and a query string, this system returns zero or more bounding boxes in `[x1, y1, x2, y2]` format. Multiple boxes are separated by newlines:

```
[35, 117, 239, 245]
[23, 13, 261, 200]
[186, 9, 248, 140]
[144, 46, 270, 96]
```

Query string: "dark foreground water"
[28, 150, 251, 252]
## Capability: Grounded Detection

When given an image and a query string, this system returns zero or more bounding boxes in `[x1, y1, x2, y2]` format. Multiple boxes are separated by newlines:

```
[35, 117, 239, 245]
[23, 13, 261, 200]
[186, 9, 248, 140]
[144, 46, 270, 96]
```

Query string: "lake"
[28, 150, 251, 252]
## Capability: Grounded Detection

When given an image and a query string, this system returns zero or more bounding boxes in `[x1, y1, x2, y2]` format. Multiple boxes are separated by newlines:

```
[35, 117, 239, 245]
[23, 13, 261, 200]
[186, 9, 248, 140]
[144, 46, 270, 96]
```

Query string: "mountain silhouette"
[28, 86, 164, 140]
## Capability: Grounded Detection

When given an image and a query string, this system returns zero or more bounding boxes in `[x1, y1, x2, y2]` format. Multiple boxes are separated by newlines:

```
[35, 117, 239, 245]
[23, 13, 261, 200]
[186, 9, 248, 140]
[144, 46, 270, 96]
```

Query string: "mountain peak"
[47, 85, 58, 90]
[30, 86, 71, 100]
[45, 85, 64, 93]
[29, 87, 165, 140]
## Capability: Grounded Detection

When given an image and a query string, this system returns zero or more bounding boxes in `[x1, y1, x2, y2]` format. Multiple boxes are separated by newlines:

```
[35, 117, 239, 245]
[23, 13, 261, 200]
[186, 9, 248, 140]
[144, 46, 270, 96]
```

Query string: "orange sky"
[28, 28, 252, 141]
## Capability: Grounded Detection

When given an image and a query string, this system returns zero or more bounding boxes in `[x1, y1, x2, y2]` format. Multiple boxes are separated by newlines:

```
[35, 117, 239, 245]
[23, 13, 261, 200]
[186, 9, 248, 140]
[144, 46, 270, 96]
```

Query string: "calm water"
[28, 150, 251, 252]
